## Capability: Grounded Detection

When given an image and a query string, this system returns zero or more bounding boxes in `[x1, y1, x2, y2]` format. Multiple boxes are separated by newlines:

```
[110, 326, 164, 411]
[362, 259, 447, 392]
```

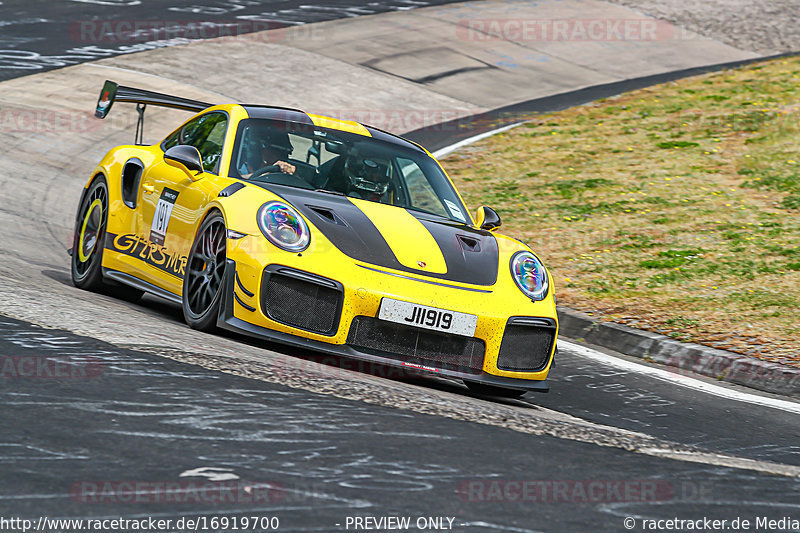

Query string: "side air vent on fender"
[218, 183, 245, 198]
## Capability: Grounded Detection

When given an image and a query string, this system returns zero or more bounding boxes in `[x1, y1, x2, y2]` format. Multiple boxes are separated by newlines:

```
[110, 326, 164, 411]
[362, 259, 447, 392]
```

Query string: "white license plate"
[378, 298, 477, 337]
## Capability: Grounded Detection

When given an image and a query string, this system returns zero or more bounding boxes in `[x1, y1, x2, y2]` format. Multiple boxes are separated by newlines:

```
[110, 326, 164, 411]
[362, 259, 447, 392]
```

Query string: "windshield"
[229, 118, 469, 223]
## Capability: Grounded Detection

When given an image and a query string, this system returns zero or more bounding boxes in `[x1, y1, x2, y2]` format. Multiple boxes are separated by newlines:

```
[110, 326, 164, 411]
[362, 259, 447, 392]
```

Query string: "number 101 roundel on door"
[150, 188, 178, 246]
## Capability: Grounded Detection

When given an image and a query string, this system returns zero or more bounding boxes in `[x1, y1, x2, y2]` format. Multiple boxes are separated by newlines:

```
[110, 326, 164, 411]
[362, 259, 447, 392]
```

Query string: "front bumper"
[218, 258, 556, 392]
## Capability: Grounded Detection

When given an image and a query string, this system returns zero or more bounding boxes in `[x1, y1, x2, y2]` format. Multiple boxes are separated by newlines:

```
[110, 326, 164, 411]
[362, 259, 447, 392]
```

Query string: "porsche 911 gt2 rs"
[71, 80, 558, 397]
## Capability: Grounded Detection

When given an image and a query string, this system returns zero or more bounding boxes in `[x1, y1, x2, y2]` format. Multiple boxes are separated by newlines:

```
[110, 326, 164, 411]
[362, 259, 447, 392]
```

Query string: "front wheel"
[183, 213, 227, 331]
[465, 381, 527, 399]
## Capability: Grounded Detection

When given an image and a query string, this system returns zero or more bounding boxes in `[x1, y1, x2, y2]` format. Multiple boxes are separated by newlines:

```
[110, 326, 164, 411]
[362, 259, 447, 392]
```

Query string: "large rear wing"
[95, 80, 214, 144]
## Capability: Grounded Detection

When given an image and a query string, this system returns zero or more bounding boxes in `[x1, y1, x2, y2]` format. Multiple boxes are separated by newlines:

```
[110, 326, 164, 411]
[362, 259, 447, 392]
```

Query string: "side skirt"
[103, 268, 182, 305]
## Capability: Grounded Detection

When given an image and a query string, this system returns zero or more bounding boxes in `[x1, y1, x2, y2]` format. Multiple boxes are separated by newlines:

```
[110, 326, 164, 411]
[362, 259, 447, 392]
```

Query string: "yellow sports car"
[72, 80, 558, 397]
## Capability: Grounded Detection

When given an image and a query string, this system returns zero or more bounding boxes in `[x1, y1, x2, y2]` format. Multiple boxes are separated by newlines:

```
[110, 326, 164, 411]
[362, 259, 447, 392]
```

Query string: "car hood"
[262, 184, 499, 286]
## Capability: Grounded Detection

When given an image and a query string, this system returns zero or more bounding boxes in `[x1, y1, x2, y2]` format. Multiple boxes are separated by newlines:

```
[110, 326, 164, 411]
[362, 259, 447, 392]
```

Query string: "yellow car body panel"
[307, 113, 372, 136]
[348, 198, 449, 275]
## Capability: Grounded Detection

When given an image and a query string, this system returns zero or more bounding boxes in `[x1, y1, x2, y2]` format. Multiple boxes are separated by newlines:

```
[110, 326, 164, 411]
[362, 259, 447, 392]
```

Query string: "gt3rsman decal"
[105, 232, 186, 278]
[150, 188, 179, 246]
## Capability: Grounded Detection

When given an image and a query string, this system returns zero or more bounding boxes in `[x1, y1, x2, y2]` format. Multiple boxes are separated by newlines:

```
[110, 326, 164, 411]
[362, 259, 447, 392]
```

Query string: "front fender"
[207, 182, 279, 237]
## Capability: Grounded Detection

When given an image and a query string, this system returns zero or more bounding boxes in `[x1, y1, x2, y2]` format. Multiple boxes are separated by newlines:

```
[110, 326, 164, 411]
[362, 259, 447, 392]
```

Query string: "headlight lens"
[510, 251, 549, 301]
[257, 201, 310, 252]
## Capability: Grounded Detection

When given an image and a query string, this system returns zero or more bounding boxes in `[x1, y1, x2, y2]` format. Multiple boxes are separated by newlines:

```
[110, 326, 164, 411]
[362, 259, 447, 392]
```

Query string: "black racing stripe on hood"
[259, 184, 498, 286]
[416, 216, 499, 286]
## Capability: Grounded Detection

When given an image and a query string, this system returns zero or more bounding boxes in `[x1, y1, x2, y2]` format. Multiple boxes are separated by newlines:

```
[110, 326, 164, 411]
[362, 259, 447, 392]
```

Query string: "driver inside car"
[238, 127, 296, 178]
[342, 155, 392, 202]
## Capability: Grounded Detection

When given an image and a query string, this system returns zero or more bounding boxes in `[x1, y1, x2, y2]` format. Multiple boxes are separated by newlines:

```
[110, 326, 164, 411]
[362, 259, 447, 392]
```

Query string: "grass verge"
[442, 56, 800, 367]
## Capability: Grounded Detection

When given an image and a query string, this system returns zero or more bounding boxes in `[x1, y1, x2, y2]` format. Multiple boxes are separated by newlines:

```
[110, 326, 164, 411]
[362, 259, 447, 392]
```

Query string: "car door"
[137, 111, 229, 295]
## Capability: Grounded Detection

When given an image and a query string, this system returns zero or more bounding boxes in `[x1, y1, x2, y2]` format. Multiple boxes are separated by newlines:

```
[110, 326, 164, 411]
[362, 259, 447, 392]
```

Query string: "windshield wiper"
[312, 189, 463, 224]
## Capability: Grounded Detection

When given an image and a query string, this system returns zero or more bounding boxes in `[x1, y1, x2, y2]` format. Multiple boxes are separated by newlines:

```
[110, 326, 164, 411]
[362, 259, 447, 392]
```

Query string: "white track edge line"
[559, 340, 800, 415]
[432, 122, 524, 159]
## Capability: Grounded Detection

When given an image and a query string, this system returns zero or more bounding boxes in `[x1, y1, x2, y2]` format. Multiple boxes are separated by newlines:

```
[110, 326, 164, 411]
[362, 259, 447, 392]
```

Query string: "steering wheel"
[248, 164, 284, 181]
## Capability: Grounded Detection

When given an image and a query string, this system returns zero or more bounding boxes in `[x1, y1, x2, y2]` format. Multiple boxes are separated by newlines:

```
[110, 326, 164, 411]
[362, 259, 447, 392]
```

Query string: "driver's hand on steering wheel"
[274, 160, 296, 175]
[241, 160, 296, 179]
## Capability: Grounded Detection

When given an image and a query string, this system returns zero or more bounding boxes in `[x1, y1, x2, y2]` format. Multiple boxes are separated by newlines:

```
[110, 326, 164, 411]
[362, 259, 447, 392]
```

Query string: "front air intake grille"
[262, 268, 342, 335]
[346, 316, 485, 374]
[496, 320, 556, 372]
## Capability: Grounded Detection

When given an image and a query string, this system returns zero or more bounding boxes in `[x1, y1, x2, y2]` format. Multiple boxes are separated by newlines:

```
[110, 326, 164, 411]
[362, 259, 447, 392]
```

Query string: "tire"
[71, 177, 109, 291]
[465, 381, 527, 399]
[183, 212, 227, 331]
[71, 176, 145, 302]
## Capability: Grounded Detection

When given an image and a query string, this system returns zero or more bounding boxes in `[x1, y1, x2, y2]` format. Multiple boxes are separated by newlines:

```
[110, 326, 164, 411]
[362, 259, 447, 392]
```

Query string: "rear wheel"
[465, 381, 527, 399]
[183, 213, 227, 331]
[71, 177, 144, 302]
[71, 177, 109, 291]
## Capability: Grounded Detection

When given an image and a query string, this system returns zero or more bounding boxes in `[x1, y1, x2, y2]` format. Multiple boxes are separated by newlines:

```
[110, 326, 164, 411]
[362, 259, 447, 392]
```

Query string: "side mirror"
[164, 145, 204, 180]
[475, 206, 502, 231]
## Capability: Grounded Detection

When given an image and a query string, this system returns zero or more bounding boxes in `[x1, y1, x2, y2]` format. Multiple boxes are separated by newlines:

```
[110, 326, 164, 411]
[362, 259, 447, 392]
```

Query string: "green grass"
[442, 57, 800, 366]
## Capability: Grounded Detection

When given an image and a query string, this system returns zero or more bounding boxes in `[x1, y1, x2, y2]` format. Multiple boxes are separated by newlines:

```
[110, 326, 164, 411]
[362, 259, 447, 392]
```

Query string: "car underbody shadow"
[41, 268, 72, 287]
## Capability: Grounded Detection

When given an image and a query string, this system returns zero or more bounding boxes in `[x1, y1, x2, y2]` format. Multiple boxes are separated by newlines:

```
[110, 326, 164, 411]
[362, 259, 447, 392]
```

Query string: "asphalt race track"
[0, 0, 463, 82]
[0, 1, 799, 532]
[2, 315, 800, 532]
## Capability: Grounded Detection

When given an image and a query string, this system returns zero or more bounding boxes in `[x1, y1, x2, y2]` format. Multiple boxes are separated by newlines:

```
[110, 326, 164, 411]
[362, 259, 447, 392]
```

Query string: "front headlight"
[510, 251, 549, 301]
[256, 201, 310, 252]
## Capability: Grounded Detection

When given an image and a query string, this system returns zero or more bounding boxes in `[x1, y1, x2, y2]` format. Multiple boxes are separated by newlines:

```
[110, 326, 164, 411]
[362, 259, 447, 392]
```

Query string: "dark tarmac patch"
[0, 0, 463, 82]
[0, 314, 798, 531]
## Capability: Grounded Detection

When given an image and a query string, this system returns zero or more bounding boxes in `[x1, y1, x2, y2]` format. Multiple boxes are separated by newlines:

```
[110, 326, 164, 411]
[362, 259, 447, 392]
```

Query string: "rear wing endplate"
[95, 80, 214, 144]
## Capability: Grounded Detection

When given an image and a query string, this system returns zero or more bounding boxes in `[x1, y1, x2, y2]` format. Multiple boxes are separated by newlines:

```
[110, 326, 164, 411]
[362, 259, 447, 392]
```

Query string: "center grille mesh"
[263, 274, 340, 335]
[347, 316, 485, 374]
[496, 325, 555, 372]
